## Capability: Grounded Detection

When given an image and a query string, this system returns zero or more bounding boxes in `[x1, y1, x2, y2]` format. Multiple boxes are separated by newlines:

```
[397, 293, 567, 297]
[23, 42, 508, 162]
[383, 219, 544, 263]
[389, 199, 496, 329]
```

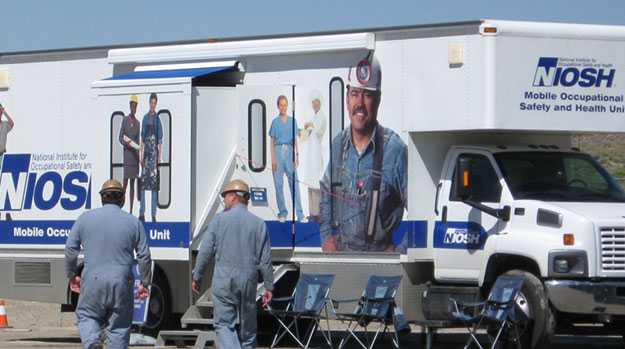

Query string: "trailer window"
[157, 110, 172, 209]
[450, 153, 502, 203]
[329, 77, 344, 142]
[110, 111, 125, 182]
[248, 99, 266, 172]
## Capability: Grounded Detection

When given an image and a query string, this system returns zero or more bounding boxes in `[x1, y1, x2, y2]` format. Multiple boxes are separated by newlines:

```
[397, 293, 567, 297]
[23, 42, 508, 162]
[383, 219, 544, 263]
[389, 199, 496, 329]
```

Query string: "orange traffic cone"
[0, 300, 8, 328]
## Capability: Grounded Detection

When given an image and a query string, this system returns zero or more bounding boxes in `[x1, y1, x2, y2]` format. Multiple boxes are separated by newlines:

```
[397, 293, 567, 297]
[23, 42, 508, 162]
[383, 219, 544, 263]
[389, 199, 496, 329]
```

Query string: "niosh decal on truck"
[533, 57, 615, 88]
[433, 221, 487, 250]
[0, 153, 92, 211]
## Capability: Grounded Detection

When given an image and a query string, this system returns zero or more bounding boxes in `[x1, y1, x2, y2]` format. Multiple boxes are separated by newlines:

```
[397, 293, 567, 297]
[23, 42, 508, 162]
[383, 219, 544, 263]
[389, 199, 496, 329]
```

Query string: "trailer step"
[255, 263, 299, 301]
[195, 291, 213, 308]
[179, 263, 300, 331]
[156, 330, 214, 349]
[181, 305, 214, 328]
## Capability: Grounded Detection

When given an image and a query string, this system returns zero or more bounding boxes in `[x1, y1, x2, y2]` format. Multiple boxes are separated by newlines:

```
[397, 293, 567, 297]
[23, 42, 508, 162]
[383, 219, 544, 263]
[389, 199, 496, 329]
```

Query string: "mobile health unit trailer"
[2, 19, 625, 348]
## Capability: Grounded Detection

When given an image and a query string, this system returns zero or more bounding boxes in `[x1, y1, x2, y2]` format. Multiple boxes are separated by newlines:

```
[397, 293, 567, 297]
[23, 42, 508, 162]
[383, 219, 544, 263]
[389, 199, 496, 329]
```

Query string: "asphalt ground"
[0, 300, 624, 348]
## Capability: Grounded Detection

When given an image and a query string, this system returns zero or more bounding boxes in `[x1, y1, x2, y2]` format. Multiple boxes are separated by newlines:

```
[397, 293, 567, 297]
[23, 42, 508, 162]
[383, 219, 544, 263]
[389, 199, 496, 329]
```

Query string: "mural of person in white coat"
[299, 90, 327, 219]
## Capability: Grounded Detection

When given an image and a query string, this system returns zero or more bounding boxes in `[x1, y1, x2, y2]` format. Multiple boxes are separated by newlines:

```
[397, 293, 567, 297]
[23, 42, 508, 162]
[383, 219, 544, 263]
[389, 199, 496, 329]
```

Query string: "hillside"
[574, 134, 625, 181]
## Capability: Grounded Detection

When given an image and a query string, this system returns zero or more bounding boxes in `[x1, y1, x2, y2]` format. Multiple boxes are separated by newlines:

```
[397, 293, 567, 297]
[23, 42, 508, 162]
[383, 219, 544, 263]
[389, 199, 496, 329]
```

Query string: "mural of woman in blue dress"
[139, 93, 163, 222]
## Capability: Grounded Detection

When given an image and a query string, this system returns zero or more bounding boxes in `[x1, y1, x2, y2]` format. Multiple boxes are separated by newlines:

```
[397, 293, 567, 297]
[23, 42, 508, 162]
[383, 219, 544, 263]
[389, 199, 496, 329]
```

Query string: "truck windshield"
[494, 151, 625, 202]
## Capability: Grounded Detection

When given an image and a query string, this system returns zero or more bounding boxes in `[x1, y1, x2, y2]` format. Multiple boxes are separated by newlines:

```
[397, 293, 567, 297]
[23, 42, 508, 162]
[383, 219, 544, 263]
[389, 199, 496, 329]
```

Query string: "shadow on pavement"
[12, 337, 82, 343]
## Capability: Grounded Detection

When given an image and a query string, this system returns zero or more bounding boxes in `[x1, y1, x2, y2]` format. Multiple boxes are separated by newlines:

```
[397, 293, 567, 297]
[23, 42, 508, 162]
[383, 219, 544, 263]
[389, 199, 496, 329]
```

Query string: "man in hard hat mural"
[192, 179, 273, 349]
[119, 95, 141, 214]
[65, 179, 152, 349]
[319, 54, 408, 252]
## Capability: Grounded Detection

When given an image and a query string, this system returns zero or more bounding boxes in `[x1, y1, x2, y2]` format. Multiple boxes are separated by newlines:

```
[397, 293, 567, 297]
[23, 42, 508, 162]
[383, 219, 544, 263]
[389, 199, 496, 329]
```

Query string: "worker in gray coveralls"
[65, 179, 152, 349]
[192, 179, 273, 349]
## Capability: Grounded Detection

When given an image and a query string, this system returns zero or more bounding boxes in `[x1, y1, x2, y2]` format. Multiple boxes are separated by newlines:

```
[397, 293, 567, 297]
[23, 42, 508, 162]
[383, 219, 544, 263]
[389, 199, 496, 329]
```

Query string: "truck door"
[237, 85, 300, 250]
[435, 150, 504, 281]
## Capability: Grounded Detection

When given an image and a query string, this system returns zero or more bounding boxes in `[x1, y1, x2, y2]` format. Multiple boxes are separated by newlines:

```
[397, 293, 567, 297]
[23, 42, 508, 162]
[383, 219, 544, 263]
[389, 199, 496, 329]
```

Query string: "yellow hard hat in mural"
[129, 95, 138, 103]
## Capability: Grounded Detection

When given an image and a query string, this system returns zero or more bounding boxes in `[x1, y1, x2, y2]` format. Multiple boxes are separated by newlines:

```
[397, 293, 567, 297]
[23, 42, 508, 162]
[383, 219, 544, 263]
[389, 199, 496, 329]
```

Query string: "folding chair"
[266, 273, 335, 349]
[450, 275, 528, 349]
[332, 275, 404, 349]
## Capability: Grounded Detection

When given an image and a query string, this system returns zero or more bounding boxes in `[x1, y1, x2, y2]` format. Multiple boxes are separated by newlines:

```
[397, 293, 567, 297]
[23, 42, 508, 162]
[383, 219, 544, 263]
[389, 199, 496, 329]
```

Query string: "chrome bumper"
[545, 280, 625, 315]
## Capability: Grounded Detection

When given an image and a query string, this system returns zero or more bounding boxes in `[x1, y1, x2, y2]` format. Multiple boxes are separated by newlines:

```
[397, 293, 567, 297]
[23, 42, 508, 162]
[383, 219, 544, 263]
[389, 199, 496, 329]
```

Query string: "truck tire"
[503, 270, 555, 349]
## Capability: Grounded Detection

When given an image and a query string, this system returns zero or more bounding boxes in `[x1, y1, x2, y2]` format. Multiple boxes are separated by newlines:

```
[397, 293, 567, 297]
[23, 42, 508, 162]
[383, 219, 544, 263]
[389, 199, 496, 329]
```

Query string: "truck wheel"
[503, 270, 555, 349]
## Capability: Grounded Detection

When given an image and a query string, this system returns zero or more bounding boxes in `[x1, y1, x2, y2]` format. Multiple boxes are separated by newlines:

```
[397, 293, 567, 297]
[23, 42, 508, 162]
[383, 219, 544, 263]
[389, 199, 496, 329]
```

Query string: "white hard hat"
[347, 54, 381, 91]
[221, 179, 250, 198]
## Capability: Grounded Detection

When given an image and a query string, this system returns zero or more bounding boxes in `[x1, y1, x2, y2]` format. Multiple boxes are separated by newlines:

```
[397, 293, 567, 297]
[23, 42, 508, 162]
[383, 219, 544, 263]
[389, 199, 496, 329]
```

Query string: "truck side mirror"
[455, 157, 472, 201]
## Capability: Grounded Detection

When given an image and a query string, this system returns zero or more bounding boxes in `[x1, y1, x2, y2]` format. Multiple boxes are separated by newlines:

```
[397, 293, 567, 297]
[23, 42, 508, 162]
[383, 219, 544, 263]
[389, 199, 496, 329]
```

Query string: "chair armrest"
[449, 298, 485, 316]
[267, 296, 294, 311]
[487, 299, 515, 307]
[270, 296, 294, 303]
[450, 298, 485, 308]
[330, 298, 361, 308]
[364, 296, 395, 303]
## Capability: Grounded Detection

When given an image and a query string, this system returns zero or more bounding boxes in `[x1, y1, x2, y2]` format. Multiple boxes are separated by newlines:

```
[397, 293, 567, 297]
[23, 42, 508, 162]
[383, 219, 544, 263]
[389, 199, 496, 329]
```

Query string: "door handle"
[434, 182, 442, 215]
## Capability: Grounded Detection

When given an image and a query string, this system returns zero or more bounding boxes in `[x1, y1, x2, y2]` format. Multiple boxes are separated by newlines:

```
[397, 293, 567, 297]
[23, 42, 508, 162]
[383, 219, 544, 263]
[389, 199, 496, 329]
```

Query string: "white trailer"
[2, 19, 625, 347]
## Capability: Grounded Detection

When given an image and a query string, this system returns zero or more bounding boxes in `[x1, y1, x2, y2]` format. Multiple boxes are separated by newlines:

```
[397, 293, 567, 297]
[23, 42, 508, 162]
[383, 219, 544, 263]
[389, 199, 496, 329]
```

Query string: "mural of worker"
[269, 95, 306, 223]
[0, 103, 15, 221]
[299, 90, 327, 221]
[319, 54, 407, 252]
[139, 93, 163, 223]
[118, 95, 141, 214]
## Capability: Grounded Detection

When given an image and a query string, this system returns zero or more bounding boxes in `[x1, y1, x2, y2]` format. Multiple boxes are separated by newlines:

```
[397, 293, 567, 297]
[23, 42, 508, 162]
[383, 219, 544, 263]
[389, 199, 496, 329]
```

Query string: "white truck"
[1, 19, 625, 347]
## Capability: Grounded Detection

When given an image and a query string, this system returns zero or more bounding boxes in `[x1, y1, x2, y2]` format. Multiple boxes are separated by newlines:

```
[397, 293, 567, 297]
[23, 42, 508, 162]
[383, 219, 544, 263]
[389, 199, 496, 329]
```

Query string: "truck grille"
[600, 227, 625, 271]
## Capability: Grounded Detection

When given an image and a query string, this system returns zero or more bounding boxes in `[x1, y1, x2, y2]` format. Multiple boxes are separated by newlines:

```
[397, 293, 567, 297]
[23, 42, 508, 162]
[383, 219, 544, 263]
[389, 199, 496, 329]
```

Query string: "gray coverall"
[65, 204, 152, 349]
[193, 203, 273, 349]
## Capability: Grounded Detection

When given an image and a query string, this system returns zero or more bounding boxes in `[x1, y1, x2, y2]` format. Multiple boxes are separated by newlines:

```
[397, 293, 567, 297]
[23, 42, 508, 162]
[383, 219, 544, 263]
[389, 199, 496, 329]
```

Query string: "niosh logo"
[0, 154, 91, 211]
[443, 228, 480, 245]
[533, 57, 615, 88]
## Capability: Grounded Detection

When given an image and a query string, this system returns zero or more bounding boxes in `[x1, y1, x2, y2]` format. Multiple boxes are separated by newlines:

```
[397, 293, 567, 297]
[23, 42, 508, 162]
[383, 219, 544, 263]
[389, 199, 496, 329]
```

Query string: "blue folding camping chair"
[451, 275, 528, 349]
[332, 275, 407, 349]
[266, 273, 335, 349]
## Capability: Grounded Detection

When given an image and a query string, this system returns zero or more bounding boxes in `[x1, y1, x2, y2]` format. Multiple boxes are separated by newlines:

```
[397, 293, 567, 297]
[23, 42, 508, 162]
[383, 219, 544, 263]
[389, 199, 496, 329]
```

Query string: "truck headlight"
[554, 258, 570, 273]
[549, 250, 588, 277]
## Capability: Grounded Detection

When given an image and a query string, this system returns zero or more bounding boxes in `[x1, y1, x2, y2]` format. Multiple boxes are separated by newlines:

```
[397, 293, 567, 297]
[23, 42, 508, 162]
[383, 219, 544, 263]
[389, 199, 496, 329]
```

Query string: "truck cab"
[434, 143, 625, 333]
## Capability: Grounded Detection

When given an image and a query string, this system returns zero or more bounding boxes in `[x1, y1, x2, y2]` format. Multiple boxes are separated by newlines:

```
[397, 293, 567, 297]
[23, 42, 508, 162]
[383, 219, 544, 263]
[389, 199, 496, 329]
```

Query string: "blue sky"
[2, 0, 624, 53]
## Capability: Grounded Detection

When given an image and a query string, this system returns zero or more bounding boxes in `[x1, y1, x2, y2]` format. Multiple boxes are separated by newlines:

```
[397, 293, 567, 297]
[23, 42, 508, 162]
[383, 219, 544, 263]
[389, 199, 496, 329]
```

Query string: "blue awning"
[105, 66, 234, 80]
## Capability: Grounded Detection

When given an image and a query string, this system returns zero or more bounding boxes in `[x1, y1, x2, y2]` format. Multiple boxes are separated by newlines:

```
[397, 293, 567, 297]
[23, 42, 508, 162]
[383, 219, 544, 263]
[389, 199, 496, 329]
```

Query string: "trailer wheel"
[141, 267, 172, 336]
[502, 270, 555, 349]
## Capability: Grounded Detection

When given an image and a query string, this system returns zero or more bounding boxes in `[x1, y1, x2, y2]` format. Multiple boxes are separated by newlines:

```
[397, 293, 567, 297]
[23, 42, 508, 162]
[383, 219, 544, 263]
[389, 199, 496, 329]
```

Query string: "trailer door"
[237, 84, 301, 251]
